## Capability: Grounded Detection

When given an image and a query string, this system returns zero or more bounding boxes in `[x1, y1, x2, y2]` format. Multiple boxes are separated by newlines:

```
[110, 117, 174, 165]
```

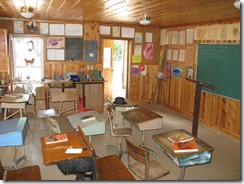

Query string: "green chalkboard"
[65, 38, 83, 60]
[196, 44, 240, 100]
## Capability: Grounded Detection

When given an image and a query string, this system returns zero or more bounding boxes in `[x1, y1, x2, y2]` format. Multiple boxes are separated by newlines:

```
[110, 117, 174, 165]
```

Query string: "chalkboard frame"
[196, 44, 240, 101]
[65, 37, 83, 61]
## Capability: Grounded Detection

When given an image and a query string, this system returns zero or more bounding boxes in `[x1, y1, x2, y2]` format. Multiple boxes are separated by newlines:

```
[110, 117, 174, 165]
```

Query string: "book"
[172, 140, 198, 153]
[44, 133, 68, 144]
[80, 114, 96, 122]
[168, 132, 194, 143]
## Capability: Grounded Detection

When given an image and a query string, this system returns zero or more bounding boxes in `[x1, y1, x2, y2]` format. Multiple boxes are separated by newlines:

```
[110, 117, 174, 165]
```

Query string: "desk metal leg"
[140, 131, 157, 156]
[179, 167, 186, 180]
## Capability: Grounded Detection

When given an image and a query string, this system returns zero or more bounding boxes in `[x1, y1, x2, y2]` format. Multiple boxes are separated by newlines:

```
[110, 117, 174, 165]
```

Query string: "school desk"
[0, 93, 30, 120]
[40, 131, 93, 165]
[107, 98, 137, 127]
[121, 108, 163, 146]
[153, 129, 214, 180]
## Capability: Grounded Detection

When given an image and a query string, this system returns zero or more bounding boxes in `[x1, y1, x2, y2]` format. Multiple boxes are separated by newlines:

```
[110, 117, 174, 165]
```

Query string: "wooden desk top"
[153, 129, 214, 159]
[121, 108, 163, 124]
[40, 131, 93, 165]
[121, 108, 163, 131]
[0, 93, 30, 103]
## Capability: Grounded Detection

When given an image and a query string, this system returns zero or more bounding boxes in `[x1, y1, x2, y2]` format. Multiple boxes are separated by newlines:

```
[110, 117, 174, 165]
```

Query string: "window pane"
[12, 37, 44, 80]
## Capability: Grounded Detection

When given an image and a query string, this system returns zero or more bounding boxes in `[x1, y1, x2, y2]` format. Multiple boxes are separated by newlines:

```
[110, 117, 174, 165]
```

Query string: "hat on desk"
[113, 97, 127, 104]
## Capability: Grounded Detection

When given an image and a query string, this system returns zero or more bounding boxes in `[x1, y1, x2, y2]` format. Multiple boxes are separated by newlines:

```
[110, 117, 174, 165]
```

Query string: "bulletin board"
[196, 44, 240, 100]
[65, 38, 83, 60]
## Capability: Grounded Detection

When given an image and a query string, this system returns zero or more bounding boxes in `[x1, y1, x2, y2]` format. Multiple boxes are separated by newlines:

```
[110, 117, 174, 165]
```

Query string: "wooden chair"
[45, 116, 61, 134]
[125, 138, 170, 180]
[106, 106, 132, 158]
[0, 159, 41, 180]
[31, 93, 60, 133]
[77, 126, 135, 180]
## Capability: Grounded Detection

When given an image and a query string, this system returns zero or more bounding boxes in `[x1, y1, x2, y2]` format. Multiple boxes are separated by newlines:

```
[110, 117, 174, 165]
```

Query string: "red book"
[44, 133, 68, 144]
[172, 140, 198, 153]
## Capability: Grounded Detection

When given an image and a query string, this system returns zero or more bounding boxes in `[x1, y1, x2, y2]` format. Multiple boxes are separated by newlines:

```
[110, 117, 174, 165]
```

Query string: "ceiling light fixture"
[21, 6, 34, 19]
[139, 13, 151, 25]
[234, 0, 240, 9]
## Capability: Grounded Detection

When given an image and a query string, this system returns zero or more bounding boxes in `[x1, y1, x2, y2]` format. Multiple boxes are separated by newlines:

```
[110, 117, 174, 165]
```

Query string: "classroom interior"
[0, 0, 241, 181]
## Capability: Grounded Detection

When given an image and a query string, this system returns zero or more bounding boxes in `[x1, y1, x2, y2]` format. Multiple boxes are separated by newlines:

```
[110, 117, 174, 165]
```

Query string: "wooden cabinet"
[76, 81, 105, 112]
[0, 29, 9, 99]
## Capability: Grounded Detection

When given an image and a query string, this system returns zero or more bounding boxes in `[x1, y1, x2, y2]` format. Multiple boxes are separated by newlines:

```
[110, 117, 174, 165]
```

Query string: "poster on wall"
[121, 27, 135, 38]
[143, 43, 153, 60]
[47, 37, 65, 49]
[112, 26, 120, 37]
[50, 24, 65, 35]
[145, 32, 152, 42]
[65, 24, 83, 36]
[135, 32, 142, 43]
[132, 64, 147, 76]
[14, 21, 24, 33]
[172, 66, 182, 78]
[100, 26, 111, 35]
[40, 23, 49, 35]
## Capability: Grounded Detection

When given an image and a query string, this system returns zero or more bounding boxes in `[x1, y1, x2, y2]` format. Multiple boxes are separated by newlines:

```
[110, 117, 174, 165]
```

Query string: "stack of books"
[168, 132, 198, 153]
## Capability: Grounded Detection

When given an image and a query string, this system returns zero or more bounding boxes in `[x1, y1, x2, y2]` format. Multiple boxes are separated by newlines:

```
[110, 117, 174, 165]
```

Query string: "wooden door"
[102, 39, 114, 101]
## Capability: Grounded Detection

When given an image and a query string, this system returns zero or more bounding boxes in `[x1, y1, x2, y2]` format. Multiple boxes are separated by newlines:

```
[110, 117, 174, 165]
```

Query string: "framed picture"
[47, 37, 65, 49]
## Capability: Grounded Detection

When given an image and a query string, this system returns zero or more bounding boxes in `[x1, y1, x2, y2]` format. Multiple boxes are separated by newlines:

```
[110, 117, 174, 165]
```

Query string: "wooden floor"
[0, 103, 241, 181]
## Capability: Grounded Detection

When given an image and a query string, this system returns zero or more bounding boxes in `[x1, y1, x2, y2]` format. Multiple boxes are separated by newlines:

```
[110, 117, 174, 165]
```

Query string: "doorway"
[102, 39, 129, 100]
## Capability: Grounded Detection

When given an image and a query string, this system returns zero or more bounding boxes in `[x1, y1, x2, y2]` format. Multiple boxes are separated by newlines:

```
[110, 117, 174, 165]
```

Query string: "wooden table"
[40, 131, 93, 165]
[121, 108, 163, 146]
[153, 129, 214, 180]
[0, 93, 30, 120]
[107, 98, 137, 127]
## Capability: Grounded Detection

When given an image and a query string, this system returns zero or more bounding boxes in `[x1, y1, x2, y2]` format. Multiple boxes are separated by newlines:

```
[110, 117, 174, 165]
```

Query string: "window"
[12, 36, 44, 81]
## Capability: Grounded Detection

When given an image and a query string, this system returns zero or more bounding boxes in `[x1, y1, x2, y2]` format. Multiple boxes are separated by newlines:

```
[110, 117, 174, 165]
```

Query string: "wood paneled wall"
[1, 19, 240, 140]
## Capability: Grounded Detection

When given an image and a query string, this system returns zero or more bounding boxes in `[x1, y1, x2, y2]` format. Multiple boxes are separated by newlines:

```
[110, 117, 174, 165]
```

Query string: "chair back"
[107, 106, 116, 136]
[45, 116, 61, 134]
[125, 138, 150, 179]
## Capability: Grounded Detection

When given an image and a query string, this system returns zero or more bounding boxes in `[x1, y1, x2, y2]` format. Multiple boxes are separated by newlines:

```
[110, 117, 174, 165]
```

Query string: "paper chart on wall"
[186, 29, 194, 44]
[50, 24, 65, 35]
[160, 29, 167, 45]
[172, 31, 179, 44]
[14, 21, 24, 33]
[112, 26, 120, 37]
[40, 23, 49, 35]
[145, 32, 152, 42]
[134, 45, 142, 55]
[121, 27, 134, 38]
[65, 24, 83, 36]
[166, 49, 172, 60]
[47, 49, 64, 60]
[135, 32, 142, 43]
[100, 26, 111, 35]
[172, 49, 179, 61]
[179, 31, 186, 45]
[178, 49, 185, 62]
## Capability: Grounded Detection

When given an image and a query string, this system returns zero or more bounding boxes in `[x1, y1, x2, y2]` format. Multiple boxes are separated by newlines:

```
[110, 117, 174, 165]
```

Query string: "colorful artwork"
[172, 66, 182, 78]
[135, 32, 142, 43]
[165, 62, 171, 79]
[47, 37, 65, 48]
[143, 43, 153, 60]
[132, 64, 147, 76]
